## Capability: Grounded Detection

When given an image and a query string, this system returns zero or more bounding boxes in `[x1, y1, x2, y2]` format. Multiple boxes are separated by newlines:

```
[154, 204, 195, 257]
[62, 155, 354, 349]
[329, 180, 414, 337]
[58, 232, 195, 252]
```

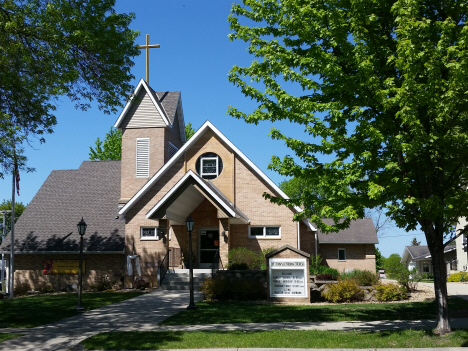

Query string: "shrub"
[90, 277, 116, 291]
[260, 247, 276, 270]
[228, 247, 262, 270]
[421, 273, 434, 280]
[373, 282, 407, 302]
[228, 263, 249, 270]
[200, 278, 266, 301]
[340, 270, 378, 286]
[447, 272, 468, 282]
[14, 282, 31, 296]
[322, 279, 364, 303]
[38, 283, 55, 293]
[390, 267, 422, 291]
[319, 267, 340, 279]
[309, 254, 323, 275]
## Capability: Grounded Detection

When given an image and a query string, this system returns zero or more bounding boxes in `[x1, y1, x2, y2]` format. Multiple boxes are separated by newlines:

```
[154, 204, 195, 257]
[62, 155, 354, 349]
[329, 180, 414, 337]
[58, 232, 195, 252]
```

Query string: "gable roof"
[0, 161, 125, 253]
[114, 79, 186, 142]
[118, 121, 316, 231]
[402, 245, 456, 262]
[146, 170, 249, 224]
[317, 218, 378, 244]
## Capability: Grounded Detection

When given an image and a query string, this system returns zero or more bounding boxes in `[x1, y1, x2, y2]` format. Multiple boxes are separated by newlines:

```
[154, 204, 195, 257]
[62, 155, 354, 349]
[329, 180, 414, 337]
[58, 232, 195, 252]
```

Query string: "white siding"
[121, 89, 166, 129]
[136, 138, 150, 178]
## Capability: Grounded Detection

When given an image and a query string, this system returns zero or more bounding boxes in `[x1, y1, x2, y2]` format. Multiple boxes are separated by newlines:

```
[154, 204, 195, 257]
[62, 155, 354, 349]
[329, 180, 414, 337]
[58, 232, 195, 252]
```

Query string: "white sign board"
[269, 258, 307, 298]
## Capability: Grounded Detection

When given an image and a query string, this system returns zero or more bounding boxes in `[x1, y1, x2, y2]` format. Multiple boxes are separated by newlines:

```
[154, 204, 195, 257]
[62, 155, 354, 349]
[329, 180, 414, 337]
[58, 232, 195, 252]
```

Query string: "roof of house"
[317, 218, 378, 244]
[402, 245, 456, 261]
[0, 161, 125, 254]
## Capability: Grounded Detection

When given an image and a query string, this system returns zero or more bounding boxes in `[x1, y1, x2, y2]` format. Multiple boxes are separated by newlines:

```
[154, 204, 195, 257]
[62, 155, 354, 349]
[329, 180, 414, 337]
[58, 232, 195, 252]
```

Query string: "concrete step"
[159, 269, 211, 290]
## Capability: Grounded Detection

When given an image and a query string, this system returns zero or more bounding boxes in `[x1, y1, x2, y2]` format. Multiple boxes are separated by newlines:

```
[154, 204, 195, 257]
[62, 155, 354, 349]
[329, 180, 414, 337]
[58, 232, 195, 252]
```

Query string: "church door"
[199, 229, 219, 269]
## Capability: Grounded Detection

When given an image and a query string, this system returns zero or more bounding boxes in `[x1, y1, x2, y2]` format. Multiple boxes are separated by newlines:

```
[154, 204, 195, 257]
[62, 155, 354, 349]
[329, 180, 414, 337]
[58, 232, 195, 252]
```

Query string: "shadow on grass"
[160, 297, 468, 325]
[81, 331, 184, 350]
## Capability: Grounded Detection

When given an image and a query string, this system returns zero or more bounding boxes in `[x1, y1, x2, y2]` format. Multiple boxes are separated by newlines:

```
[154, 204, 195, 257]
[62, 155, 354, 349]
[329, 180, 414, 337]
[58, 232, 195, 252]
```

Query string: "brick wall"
[13, 254, 124, 291]
[319, 243, 376, 272]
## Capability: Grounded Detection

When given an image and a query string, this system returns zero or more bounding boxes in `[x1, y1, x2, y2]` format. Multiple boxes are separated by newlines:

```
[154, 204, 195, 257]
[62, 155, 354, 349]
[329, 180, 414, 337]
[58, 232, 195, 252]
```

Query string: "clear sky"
[0, 0, 426, 258]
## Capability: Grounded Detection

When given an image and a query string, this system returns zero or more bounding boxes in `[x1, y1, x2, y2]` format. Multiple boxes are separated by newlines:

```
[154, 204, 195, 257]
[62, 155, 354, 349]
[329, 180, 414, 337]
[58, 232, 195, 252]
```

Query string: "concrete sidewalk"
[0, 289, 467, 351]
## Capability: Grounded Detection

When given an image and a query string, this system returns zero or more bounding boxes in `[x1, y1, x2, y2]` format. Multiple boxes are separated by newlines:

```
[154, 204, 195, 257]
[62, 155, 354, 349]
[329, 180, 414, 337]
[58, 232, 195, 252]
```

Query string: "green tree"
[0, 0, 139, 178]
[375, 247, 385, 271]
[89, 127, 122, 161]
[383, 254, 404, 276]
[411, 238, 421, 246]
[228, 0, 467, 334]
[0, 200, 26, 240]
[185, 122, 196, 141]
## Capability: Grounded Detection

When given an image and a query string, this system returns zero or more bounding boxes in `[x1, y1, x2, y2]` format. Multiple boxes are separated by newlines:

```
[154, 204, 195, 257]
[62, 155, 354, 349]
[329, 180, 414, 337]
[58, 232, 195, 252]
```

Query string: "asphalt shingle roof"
[317, 218, 378, 244]
[405, 245, 456, 259]
[0, 161, 124, 253]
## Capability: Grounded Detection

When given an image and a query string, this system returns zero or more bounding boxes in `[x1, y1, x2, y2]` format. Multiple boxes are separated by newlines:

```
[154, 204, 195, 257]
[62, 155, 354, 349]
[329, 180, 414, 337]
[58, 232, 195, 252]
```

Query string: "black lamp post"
[76, 217, 87, 312]
[185, 214, 197, 310]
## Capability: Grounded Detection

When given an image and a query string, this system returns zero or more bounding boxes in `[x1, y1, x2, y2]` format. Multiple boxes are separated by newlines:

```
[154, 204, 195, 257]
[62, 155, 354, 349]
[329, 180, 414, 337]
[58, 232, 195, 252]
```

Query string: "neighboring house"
[455, 218, 468, 273]
[401, 245, 457, 275]
[0, 79, 378, 291]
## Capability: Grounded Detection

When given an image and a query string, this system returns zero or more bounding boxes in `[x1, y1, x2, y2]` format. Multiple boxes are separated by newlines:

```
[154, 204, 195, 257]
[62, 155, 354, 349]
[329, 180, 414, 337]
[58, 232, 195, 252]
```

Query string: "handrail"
[211, 250, 223, 279]
[159, 249, 171, 286]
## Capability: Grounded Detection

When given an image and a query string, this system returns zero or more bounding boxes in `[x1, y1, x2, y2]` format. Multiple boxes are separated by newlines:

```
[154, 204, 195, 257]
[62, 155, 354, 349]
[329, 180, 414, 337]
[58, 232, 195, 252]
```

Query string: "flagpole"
[9, 161, 16, 299]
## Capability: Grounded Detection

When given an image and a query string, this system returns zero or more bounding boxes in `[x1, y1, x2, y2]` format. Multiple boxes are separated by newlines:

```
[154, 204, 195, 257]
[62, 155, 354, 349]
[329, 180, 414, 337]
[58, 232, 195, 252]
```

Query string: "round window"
[195, 152, 223, 180]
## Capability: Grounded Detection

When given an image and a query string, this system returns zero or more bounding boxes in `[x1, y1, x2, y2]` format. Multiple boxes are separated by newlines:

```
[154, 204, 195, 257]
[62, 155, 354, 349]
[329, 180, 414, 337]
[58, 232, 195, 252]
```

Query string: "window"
[140, 227, 158, 240]
[338, 248, 346, 261]
[196, 152, 223, 180]
[249, 226, 281, 238]
[136, 138, 150, 178]
[423, 262, 429, 273]
[168, 142, 178, 160]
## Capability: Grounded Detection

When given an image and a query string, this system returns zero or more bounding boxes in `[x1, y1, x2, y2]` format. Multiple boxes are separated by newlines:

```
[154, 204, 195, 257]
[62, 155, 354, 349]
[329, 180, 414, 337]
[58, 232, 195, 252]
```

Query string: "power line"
[378, 232, 425, 239]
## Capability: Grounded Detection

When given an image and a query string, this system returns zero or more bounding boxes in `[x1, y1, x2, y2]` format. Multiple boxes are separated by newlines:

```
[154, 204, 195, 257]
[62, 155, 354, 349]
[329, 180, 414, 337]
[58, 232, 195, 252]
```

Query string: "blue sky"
[0, 0, 426, 257]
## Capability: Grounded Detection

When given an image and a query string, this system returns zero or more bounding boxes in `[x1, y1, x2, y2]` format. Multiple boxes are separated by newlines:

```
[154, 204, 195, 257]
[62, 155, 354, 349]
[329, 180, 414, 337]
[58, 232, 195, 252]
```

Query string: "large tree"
[228, 0, 468, 334]
[0, 199, 26, 239]
[0, 0, 139, 177]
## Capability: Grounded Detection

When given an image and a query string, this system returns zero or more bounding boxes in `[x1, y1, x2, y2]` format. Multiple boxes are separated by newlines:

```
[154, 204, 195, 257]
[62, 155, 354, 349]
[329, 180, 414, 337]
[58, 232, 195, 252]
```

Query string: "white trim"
[119, 120, 315, 231]
[248, 225, 281, 239]
[297, 221, 300, 250]
[146, 170, 237, 219]
[338, 248, 346, 261]
[140, 227, 159, 240]
[200, 156, 219, 178]
[114, 79, 170, 128]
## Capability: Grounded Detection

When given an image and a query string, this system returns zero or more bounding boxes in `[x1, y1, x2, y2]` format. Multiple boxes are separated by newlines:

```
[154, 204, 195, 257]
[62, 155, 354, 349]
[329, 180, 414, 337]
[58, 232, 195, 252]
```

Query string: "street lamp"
[185, 214, 197, 310]
[76, 217, 87, 312]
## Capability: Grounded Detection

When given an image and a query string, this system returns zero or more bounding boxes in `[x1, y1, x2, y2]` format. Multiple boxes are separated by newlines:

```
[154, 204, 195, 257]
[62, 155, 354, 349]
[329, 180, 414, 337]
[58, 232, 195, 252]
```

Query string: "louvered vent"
[136, 138, 150, 178]
[168, 142, 178, 160]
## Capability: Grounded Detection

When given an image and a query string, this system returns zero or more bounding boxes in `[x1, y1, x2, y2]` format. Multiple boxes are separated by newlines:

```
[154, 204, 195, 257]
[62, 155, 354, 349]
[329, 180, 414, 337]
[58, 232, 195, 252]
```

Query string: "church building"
[0, 79, 378, 291]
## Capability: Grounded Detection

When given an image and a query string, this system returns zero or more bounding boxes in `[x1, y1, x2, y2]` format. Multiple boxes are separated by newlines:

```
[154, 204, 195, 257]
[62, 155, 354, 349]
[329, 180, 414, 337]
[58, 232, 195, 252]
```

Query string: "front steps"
[158, 269, 212, 290]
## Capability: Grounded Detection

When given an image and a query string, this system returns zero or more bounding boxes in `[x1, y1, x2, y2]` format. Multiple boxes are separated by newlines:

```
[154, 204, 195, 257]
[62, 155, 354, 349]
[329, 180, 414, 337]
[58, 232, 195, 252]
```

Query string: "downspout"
[297, 222, 300, 250]
[315, 230, 318, 258]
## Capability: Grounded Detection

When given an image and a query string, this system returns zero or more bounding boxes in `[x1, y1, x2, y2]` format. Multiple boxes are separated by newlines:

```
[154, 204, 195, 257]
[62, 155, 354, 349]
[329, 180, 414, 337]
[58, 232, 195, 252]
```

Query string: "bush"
[447, 272, 468, 282]
[322, 279, 364, 303]
[389, 267, 422, 291]
[319, 267, 340, 279]
[309, 254, 323, 275]
[14, 282, 31, 296]
[340, 270, 379, 286]
[37, 283, 55, 293]
[228, 247, 262, 270]
[373, 282, 407, 301]
[90, 277, 116, 291]
[200, 278, 266, 301]
[421, 272, 434, 280]
[228, 263, 249, 270]
[260, 247, 276, 270]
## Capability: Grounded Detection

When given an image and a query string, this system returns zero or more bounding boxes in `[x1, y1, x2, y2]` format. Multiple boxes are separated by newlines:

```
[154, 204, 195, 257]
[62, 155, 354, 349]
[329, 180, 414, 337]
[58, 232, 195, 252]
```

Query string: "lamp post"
[185, 214, 197, 310]
[76, 217, 87, 312]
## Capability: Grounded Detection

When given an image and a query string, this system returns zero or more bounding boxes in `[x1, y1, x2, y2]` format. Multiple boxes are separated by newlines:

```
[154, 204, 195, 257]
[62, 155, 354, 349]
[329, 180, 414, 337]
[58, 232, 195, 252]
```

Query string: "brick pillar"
[219, 219, 229, 269]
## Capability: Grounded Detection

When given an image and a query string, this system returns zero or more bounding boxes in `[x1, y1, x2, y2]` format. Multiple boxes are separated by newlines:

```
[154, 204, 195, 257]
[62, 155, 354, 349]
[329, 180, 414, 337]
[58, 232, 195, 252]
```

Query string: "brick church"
[0, 79, 378, 291]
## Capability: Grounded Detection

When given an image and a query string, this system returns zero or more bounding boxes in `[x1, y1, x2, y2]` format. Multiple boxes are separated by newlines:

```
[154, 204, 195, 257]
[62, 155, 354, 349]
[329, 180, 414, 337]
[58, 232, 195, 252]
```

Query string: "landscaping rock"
[61, 283, 78, 292]
[133, 276, 149, 289]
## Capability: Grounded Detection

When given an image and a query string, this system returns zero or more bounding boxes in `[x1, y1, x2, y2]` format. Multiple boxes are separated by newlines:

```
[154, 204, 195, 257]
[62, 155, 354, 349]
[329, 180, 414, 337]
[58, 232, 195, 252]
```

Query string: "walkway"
[0, 287, 467, 351]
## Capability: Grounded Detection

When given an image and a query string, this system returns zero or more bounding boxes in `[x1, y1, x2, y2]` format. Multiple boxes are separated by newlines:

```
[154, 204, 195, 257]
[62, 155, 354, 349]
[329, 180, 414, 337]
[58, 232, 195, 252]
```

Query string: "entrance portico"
[146, 170, 249, 269]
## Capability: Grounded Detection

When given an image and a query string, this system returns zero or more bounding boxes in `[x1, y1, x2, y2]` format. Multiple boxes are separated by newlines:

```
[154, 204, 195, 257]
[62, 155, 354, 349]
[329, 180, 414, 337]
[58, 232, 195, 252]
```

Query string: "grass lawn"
[81, 329, 468, 350]
[0, 291, 143, 328]
[160, 297, 468, 325]
[0, 333, 22, 342]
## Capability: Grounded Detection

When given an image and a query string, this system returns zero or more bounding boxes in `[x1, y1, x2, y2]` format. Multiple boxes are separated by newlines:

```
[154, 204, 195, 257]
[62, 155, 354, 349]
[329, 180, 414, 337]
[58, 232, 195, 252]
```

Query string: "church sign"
[269, 258, 307, 297]
[266, 245, 310, 303]
[43, 260, 86, 275]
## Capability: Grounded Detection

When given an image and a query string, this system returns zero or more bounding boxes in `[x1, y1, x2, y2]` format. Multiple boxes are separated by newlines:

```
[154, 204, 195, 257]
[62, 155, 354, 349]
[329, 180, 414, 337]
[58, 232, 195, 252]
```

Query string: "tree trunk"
[428, 236, 451, 335]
